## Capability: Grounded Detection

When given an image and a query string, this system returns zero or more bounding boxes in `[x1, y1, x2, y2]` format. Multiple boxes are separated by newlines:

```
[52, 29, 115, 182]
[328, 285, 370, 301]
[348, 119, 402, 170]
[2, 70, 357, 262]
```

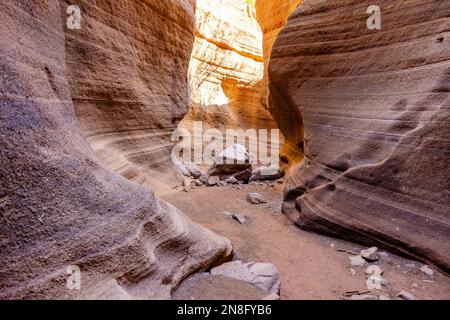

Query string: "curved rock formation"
[255, 0, 303, 166]
[269, 0, 450, 271]
[180, 0, 278, 148]
[65, 0, 197, 192]
[0, 0, 231, 299]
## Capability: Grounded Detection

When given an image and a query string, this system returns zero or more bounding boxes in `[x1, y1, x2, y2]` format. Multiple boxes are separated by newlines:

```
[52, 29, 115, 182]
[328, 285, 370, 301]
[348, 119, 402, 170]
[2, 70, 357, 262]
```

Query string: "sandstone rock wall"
[269, 0, 450, 271]
[65, 0, 197, 192]
[180, 0, 278, 154]
[0, 0, 231, 299]
[255, 0, 303, 166]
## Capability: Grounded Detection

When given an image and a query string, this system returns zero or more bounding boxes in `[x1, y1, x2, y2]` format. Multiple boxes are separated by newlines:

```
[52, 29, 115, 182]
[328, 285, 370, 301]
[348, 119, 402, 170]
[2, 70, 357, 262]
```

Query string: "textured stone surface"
[269, 0, 450, 272]
[210, 260, 281, 294]
[256, 0, 303, 165]
[179, 0, 278, 155]
[64, 0, 197, 192]
[0, 0, 231, 299]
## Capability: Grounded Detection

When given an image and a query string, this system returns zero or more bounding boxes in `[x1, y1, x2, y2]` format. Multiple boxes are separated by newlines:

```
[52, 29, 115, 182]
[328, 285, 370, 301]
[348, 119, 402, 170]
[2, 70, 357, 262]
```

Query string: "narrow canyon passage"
[162, 0, 450, 300]
[1, 0, 449, 301]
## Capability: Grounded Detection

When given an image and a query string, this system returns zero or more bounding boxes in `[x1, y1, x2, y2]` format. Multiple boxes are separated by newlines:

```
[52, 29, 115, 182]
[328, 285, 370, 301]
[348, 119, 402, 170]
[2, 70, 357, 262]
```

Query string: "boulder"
[251, 166, 284, 181]
[211, 261, 281, 294]
[207, 145, 252, 178]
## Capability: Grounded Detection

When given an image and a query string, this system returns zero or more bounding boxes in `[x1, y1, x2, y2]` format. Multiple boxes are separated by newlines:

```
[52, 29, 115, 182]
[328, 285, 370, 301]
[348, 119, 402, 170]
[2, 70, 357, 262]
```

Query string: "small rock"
[350, 268, 356, 276]
[405, 263, 416, 269]
[350, 294, 378, 300]
[223, 211, 234, 217]
[365, 265, 383, 275]
[277, 179, 284, 184]
[185, 163, 203, 179]
[412, 283, 418, 288]
[361, 247, 379, 261]
[225, 176, 238, 184]
[232, 214, 249, 225]
[182, 178, 191, 192]
[247, 193, 267, 204]
[422, 279, 434, 283]
[419, 265, 434, 277]
[379, 251, 389, 258]
[194, 179, 203, 186]
[262, 293, 280, 300]
[207, 176, 221, 186]
[379, 277, 389, 286]
[211, 260, 281, 294]
[379, 295, 391, 300]
[349, 255, 366, 267]
[218, 181, 228, 186]
[398, 290, 417, 300]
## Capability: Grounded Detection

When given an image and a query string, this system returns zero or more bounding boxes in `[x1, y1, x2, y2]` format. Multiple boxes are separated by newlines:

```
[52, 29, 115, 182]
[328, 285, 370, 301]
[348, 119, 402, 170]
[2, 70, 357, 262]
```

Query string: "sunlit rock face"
[65, 0, 197, 192]
[255, 0, 303, 167]
[269, 0, 450, 272]
[180, 0, 278, 153]
[0, 0, 231, 299]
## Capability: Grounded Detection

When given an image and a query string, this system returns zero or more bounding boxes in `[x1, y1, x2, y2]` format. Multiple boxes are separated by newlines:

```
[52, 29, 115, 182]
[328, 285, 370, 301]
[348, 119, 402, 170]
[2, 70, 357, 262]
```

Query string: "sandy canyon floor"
[161, 182, 450, 300]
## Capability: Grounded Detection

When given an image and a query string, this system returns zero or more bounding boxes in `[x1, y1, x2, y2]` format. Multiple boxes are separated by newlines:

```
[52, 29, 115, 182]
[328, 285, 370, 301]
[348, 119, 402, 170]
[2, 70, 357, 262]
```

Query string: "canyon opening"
[1, 0, 449, 306]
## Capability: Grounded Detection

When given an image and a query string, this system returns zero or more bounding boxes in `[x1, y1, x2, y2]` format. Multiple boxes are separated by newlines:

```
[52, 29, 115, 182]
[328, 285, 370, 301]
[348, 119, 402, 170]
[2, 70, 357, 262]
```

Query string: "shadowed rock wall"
[0, 0, 231, 299]
[269, 0, 450, 271]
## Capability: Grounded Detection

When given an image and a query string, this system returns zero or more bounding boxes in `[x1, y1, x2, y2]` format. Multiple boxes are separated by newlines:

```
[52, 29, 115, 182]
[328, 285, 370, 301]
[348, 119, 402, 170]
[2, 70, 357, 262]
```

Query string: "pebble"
[350, 294, 378, 300]
[223, 211, 234, 217]
[246, 193, 267, 204]
[419, 265, 434, 277]
[398, 290, 417, 300]
[263, 294, 280, 300]
[232, 214, 249, 225]
[361, 246, 379, 261]
[349, 255, 366, 267]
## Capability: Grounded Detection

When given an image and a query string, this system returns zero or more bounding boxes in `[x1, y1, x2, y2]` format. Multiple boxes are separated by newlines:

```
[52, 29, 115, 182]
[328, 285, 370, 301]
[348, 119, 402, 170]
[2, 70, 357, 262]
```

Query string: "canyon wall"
[180, 0, 278, 157]
[269, 0, 450, 271]
[0, 0, 231, 299]
[255, 0, 303, 166]
[65, 0, 196, 192]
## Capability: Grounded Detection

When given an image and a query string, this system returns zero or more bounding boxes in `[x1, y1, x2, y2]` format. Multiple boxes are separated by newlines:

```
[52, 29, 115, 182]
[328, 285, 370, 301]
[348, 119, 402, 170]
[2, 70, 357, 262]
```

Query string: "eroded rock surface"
[179, 0, 279, 153]
[0, 0, 231, 299]
[65, 0, 197, 191]
[269, 0, 450, 272]
[256, 0, 304, 165]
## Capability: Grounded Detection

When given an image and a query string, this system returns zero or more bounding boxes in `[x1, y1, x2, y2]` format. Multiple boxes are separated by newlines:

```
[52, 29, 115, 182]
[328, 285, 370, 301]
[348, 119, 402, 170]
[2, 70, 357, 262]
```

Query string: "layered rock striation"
[269, 0, 450, 271]
[180, 0, 278, 155]
[65, 0, 197, 191]
[256, 0, 303, 166]
[0, 0, 231, 299]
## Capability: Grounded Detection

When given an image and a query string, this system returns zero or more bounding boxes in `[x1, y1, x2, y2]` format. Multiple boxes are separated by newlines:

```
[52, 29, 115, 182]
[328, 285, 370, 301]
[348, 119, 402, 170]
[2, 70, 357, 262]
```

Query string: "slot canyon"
[0, 0, 449, 301]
